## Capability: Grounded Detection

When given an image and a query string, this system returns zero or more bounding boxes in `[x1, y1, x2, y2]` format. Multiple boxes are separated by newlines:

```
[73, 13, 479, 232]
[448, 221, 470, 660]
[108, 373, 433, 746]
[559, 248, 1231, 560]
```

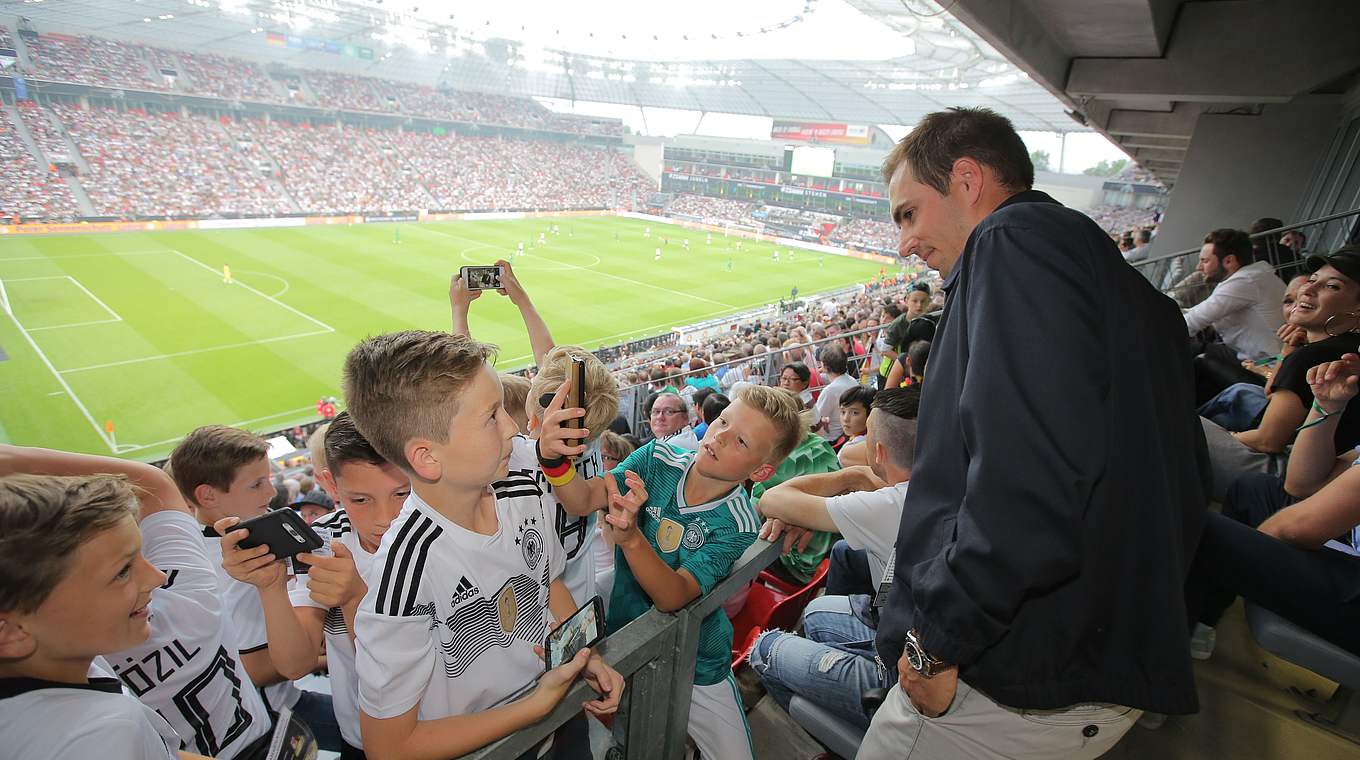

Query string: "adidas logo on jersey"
[451, 575, 480, 606]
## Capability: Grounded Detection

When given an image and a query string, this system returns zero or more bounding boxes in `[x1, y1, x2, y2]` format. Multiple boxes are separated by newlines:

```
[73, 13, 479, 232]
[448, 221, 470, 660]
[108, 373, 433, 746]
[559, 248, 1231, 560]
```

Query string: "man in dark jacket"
[860, 107, 1210, 759]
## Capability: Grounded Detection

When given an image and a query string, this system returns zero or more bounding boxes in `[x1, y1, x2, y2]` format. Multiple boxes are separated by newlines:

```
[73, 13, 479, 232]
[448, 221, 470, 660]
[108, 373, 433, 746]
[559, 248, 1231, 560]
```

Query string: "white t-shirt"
[814, 373, 859, 440]
[108, 510, 272, 760]
[0, 661, 180, 760]
[508, 435, 601, 606]
[290, 508, 376, 748]
[201, 527, 302, 713]
[355, 485, 565, 722]
[824, 481, 910, 587]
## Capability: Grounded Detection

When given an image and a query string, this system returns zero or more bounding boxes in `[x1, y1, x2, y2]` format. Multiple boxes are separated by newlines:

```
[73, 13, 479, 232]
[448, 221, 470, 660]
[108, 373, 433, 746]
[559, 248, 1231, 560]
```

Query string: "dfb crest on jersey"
[517, 516, 544, 570]
[682, 521, 706, 551]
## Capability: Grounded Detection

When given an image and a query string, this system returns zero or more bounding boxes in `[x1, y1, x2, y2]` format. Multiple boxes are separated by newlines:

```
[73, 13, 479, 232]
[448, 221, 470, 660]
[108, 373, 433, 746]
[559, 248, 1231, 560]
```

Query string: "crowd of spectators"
[14, 100, 73, 162]
[10, 30, 625, 136]
[829, 217, 898, 252]
[25, 33, 164, 91]
[1090, 203, 1161, 238]
[247, 119, 432, 214]
[666, 193, 754, 223]
[0, 108, 78, 220]
[52, 103, 290, 217]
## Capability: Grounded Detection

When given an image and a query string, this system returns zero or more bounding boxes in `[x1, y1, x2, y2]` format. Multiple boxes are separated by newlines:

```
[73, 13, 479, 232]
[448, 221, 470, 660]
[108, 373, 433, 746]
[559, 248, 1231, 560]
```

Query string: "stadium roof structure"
[2, 0, 1084, 132]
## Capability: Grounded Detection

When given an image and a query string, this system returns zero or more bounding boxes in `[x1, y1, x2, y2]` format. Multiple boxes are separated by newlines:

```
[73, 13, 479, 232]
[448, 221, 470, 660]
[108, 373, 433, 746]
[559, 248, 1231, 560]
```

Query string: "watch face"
[905, 640, 925, 672]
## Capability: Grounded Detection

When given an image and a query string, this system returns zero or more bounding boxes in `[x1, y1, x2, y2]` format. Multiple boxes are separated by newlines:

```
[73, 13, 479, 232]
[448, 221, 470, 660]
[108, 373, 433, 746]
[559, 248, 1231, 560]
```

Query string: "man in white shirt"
[747, 387, 920, 729]
[813, 346, 858, 441]
[1184, 228, 1286, 360]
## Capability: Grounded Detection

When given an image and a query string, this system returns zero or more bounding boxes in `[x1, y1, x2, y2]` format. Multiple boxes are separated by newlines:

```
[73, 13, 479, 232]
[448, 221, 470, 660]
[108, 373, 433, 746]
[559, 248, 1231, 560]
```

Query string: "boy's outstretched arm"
[496, 260, 556, 368]
[359, 650, 592, 760]
[0, 444, 188, 520]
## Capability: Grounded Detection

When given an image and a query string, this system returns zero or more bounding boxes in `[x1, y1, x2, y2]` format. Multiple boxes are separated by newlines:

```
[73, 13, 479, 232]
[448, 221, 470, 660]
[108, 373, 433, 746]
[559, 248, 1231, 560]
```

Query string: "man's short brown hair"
[1203, 228, 1254, 266]
[170, 425, 270, 507]
[736, 385, 806, 465]
[0, 474, 137, 613]
[882, 107, 1033, 195]
[343, 330, 496, 470]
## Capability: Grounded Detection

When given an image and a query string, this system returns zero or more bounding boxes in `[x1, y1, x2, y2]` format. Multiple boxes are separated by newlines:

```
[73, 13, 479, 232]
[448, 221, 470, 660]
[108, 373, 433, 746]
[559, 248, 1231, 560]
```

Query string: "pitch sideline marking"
[3, 303, 117, 452]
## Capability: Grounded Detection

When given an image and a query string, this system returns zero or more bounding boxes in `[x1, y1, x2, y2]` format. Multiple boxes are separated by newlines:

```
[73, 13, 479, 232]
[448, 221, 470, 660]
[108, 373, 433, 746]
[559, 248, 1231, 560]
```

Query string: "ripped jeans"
[748, 594, 895, 730]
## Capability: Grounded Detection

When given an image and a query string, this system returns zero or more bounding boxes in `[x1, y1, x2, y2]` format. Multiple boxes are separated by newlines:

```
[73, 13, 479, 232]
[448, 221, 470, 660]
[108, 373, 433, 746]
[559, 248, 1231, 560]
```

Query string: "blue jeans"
[292, 689, 342, 752]
[1198, 382, 1269, 432]
[748, 595, 894, 730]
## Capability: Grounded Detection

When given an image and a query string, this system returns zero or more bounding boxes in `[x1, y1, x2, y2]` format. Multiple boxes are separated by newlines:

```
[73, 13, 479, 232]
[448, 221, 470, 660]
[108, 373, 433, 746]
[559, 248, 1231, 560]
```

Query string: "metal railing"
[1131, 207, 1360, 300]
[461, 539, 782, 760]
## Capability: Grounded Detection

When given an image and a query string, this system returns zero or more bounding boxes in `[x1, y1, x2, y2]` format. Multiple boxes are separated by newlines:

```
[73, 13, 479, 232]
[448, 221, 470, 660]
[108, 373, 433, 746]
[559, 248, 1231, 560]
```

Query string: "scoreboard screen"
[784, 145, 836, 178]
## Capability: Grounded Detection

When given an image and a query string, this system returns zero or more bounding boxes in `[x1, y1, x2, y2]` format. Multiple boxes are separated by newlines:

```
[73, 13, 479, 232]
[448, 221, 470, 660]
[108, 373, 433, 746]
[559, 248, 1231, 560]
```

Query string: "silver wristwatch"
[904, 628, 947, 678]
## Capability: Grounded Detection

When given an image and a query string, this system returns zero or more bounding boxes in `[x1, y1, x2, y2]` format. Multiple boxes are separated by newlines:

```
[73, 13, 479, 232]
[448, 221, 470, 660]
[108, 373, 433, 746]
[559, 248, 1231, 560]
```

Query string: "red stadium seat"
[729, 558, 830, 671]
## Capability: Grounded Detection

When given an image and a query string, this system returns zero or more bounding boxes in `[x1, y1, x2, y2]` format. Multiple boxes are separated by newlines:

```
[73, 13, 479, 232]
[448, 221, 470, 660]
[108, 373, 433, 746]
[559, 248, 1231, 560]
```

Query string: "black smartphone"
[236, 508, 324, 562]
[460, 265, 504, 291]
[546, 595, 605, 671]
[566, 357, 586, 430]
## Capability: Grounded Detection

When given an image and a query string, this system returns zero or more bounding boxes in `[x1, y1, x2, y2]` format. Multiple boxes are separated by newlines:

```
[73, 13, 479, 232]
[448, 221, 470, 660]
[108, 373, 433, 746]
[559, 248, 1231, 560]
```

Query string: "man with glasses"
[648, 392, 699, 450]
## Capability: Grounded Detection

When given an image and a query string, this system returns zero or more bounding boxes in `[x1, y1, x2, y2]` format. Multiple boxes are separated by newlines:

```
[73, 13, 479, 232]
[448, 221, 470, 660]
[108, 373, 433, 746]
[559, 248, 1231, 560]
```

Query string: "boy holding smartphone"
[171, 426, 339, 749]
[219, 411, 410, 759]
[342, 330, 624, 758]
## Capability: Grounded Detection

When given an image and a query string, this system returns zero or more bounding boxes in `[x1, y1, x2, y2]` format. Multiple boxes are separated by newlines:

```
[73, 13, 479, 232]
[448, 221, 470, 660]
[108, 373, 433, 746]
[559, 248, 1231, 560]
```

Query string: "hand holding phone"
[235, 508, 325, 561]
[546, 595, 605, 670]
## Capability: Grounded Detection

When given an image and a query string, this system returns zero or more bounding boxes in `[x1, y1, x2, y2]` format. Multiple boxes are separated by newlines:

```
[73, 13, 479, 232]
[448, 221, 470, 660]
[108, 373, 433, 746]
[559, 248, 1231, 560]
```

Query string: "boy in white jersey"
[0, 445, 279, 760]
[451, 267, 621, 608]
[171, 425, 339, 751]
[0, 449, 191, 760]
[220, 411, 408, 760]
[342, 330, 625, 758]
[540, 385, 805, 759]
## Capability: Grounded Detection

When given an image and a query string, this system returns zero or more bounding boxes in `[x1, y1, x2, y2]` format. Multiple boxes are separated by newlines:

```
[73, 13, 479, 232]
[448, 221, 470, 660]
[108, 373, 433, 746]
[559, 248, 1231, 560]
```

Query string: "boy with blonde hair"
[541, 384, 805, 759]
[342, 330, 623, 759]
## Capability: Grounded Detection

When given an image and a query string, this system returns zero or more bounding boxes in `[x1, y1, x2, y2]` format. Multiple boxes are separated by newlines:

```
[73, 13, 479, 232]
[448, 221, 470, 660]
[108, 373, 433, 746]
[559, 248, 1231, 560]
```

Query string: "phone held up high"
[545, 595, 605, 671]
[567, 357, 586, 430]
[460, 265, 504, 291]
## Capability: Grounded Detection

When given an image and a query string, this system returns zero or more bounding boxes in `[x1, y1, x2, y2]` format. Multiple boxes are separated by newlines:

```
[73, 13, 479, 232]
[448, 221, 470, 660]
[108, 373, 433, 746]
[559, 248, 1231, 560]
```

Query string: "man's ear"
[0, 615, 37, 660]
[405, 439, 442, 483]
[874, 441, 889, 469]
[951, 157, 985, 204]
[749, 462, 778, 483]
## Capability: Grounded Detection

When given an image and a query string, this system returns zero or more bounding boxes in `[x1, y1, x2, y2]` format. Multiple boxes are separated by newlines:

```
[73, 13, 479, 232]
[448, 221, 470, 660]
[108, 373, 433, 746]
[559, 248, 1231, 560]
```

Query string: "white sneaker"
[1190, 623, 1217, 661]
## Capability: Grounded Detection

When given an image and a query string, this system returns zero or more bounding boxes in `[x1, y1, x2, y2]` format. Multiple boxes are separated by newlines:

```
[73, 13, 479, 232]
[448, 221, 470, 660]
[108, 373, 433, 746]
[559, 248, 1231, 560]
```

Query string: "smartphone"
[566, 357, 587, 430]
[546, 595, 605, 670]
[236, 508, 324, 562]
[460, 265, 504, 291]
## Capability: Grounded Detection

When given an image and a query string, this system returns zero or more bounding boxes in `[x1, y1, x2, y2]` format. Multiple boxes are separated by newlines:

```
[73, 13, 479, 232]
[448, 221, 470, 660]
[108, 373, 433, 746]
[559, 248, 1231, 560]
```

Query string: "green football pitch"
[0, 215, 886, 461]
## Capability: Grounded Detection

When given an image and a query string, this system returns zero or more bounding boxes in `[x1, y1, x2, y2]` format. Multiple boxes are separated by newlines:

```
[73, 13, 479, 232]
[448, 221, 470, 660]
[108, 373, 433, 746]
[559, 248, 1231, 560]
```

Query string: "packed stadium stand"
[0, 105, 78, 218]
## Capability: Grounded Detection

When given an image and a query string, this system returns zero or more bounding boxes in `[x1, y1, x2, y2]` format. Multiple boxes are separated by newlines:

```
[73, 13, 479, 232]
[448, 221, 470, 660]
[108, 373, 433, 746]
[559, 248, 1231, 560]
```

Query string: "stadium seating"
[174, 51, 283, 103]
[26, 33, 165, 92]
[667, 194, 755, 223]
[14, 100, 72, 163]
[830, 218, 899, 253]
[0, 107, 78, 219]
[1246, 601, 1360, 741]
[51, 103, 291, 217]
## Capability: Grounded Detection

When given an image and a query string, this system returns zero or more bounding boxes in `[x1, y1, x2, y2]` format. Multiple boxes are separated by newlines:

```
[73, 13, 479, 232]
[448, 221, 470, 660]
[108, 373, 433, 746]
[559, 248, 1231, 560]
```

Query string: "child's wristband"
[536, 439, 569, 470]
[544, 465, 576, 488]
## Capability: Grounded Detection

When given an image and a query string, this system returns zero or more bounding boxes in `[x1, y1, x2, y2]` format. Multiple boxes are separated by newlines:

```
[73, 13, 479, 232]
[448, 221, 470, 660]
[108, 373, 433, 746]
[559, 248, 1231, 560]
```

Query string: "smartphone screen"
[546, 595, 604, 670]
[461, 265, 503, 291]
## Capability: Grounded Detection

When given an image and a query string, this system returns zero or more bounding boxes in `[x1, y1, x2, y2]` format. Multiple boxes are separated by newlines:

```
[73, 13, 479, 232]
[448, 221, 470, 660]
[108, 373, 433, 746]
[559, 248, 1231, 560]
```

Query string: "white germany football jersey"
[355, 484, 564, 721]
[289, 508, 376, 748]
[108, 510, 272, 760]
[0, 661, 180, 760]
[507, 434, 602, 606]
[201, 525, 302, 713]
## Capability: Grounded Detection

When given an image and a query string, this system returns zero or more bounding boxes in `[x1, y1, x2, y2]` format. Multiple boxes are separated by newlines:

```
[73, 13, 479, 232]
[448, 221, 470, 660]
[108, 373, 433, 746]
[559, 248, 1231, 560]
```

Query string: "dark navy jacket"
[875, 190, 1211, 714]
